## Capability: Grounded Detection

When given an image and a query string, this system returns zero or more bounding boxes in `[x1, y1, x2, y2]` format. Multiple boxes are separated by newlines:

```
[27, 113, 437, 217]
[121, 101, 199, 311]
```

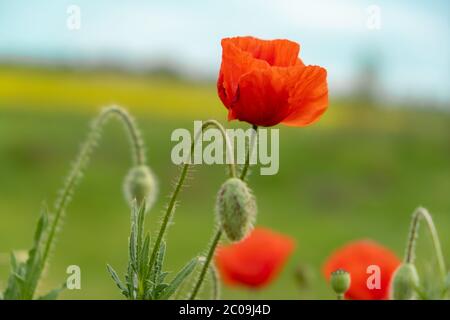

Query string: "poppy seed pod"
[216, 178, 256, 242]
[123, 165, 157, 212]
[390, 263, 419, 300]
[330, 269, 351, 297]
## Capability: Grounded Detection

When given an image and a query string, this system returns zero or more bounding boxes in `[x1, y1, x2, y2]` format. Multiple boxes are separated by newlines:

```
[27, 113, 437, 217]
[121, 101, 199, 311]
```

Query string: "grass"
[0, 66, 449, 299]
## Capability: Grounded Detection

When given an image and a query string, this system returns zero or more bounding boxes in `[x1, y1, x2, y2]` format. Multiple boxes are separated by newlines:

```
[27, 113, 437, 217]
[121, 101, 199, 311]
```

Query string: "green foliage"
[1, 206, 64, 300]
[414, 267, 450, 300]
[107, 201, 198, 300]
[1, 102, 450, 299]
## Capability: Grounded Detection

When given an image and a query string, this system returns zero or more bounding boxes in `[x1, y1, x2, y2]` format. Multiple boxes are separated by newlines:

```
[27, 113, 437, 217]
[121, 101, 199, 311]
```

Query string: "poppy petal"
[282, 65, 328, 126]
[217, 36, 328, 127]
[226, 36, 303, 67]
[323, 240, 401, 300]
[216, 227, 295, 288]
[230, 68, 292, 127]
[218, 38, 269, 108]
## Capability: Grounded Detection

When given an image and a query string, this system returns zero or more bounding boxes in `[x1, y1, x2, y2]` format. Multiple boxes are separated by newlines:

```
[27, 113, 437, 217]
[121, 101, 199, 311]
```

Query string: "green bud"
[123, 165, 158, 212]
[330, 269, 351, 298]
[216, 178, 256, 242]
[390, 263, 419, 300]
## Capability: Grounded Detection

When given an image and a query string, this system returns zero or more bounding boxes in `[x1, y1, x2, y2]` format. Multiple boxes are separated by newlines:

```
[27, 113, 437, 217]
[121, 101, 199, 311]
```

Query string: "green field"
[0, 68, 449, 299]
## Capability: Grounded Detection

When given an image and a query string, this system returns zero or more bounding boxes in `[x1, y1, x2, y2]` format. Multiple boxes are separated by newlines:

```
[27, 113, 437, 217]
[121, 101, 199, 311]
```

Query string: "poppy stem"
[189, 229, 223, 299]
[240, 125, 258, 180]
[190, 137, 255, 300]
[40, 106, 146, 297]
[147, 120, 236, 277]
[209, 264, 221, 300]
[404, 207, 446, 282]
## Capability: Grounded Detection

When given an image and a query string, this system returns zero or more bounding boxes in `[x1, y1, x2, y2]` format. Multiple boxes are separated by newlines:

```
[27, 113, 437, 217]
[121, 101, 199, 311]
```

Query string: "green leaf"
[9, 252, 18, 271]
[150, 241, 166, 287]
[158, 258, 198, 300]
[33, 206, 49, 244]
[21, 207, 51, 299]
[125, 263, 136, 299]
[2, 255, 25, 299]
[442, 272, 450, 298]
[158, 271, 169, 284]
[139, 233, 151, 276]
[129, 201, 139, 271]
[107, 264, 128, 297]
[136, 202, 146, 251]
[154, 283, 169, 296]
[38, 283, 66, 300]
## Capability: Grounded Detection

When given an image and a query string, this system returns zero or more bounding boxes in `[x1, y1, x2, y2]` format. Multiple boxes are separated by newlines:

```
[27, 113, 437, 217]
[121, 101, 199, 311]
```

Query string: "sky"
[0, 0, 449, 104]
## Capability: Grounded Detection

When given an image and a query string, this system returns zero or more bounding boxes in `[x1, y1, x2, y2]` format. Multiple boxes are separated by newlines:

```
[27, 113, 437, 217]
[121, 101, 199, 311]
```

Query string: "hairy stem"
[41, 106, 146, 280]
[240, 125, 258, 180]
[190, 124, 255, 299]
[147, 120, 236, 276]
[404, 207, 446, 281]
[189, 229, 223, 299]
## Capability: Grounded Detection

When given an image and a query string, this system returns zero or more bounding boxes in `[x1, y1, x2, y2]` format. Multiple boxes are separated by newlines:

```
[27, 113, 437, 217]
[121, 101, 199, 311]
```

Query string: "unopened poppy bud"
[123, 165, 157, 212]
[330, 269, 351, 299]
[390, 263, 419, 300]
[216, 178, 256, 242]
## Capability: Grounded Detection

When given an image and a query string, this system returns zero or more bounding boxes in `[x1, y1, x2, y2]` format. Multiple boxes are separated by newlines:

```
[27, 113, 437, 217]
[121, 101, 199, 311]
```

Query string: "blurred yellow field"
[0, 67, 222, 119]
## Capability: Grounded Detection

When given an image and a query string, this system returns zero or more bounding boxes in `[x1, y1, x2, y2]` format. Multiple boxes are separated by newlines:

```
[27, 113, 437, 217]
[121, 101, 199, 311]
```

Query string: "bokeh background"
[0, 0, 449, 299]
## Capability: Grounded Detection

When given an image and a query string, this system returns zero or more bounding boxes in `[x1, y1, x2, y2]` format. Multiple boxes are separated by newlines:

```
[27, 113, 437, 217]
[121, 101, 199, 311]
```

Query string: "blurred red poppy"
[323, 240, 401, 300]
[217, 36, 328, 127]
[215, 227, 295, 289]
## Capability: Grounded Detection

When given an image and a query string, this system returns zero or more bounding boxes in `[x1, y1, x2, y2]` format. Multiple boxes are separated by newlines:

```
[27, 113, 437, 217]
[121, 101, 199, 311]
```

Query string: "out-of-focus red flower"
[215, 227, 295, 289]
[323, 240, 401, 300]
[217, 36, 328, 127]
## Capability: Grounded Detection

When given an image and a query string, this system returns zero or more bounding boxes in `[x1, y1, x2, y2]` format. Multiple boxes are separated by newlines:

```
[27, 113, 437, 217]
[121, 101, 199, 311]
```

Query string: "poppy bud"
[330, 269, 351, 299]
[123, 165, 157, 212]
[216, 178, 256, 242]
[390, 263, 419, 300]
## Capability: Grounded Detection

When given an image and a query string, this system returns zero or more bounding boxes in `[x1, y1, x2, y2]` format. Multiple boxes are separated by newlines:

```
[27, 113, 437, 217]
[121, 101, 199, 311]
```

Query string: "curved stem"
[147, 120, 236, 275]
[41, 106, 145, 277]
[111, 107, 146, 166]
[190, 124, 256, 300]
[189, 229, 222, 299]
[209, 264, 220, 300]
[404, 207, 446, 281]
[240, 125, 258, 180]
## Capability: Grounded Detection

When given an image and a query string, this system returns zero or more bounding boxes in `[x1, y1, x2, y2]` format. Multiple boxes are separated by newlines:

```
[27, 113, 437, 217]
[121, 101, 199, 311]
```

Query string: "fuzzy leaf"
[38, 283, 66, 300]
[33, 207, 49, 244]
[136, 202, 146, 251]
[9, 252, 18, 271]
[139, 233, 151, 275]
[107, 264, 128, 297]
[442, 272, 450, 297]
[22, 207, 51, 299]
[158, 258, 198, 300]
[150, 241, 166, 286]
[158, 271, 169, 284]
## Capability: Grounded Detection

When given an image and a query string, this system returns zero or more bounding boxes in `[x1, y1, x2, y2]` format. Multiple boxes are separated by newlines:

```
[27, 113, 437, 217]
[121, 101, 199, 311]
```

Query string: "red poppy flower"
[215, 227, 295, 289]
[323, 240, 401, 300]
[217, 36, 328, 127]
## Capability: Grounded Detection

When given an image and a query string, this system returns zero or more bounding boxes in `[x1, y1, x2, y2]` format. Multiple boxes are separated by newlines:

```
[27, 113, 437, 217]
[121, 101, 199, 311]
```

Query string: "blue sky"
[0, 0, 449, 103]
